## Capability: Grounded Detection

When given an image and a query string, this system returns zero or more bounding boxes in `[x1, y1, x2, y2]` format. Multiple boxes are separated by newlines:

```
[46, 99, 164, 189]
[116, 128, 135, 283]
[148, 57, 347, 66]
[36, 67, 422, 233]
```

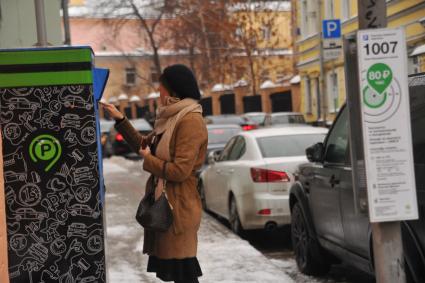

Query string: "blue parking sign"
[323, 19, 341, 39]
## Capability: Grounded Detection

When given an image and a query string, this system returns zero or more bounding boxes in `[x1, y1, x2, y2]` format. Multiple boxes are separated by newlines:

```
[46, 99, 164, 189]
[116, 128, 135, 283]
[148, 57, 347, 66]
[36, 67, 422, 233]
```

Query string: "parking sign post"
[345, 1, 408, 283]
[322, 19, 342, 61]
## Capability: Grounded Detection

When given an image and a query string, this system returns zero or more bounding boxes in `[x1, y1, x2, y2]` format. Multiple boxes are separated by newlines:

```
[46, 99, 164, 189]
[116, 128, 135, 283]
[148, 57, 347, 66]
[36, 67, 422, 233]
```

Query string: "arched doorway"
[270, 91, 292, 112]
[199, 97, 212, 116]
[243, 95, 262, 113]
[220, 93, 236, 114]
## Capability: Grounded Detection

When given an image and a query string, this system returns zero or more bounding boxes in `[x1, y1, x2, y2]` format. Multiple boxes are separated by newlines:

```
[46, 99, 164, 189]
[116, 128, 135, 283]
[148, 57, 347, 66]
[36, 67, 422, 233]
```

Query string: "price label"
[357, 28, 418, 223]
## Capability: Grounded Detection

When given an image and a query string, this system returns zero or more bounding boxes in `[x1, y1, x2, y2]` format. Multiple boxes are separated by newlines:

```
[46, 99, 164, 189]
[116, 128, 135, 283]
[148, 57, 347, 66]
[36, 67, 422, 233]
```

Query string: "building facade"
[293, 0, 425, 124]
[69, 0, 298, 118]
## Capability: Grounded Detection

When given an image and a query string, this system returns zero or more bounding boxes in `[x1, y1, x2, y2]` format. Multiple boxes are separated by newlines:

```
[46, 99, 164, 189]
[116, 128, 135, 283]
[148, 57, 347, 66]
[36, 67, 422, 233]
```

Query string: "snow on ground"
[103, 161, 128, 174]
[104, 157, 295, 282]
[197, 214, 294, 283]
[270, 258, 326, 283]
[108, 261, 145, 283]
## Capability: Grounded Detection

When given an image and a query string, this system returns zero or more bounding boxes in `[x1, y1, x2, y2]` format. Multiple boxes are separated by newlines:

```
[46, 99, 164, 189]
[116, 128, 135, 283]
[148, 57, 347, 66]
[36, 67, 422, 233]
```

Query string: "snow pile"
[197, 214, 295, 283]
[108, 261, 146, 283]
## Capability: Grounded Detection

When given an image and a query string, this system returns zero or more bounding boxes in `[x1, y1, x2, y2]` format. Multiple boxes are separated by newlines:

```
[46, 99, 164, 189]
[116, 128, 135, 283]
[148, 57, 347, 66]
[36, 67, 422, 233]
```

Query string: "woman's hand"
[100, 102, 124, 120]
[139, 145, 151, 158]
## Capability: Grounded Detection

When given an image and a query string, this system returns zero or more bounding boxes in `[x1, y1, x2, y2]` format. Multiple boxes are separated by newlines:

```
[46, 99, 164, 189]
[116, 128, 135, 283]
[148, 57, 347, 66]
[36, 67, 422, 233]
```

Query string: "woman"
[102, 64, 207, 283]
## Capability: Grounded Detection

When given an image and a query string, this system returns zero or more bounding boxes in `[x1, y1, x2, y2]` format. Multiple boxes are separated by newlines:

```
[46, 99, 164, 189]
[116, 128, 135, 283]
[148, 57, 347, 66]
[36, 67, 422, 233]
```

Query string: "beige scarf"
[153, 97, 202, 199]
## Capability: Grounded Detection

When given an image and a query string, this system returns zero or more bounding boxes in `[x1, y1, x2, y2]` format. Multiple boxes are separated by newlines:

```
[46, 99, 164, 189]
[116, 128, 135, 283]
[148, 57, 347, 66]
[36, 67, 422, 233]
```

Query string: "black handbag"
[135, 175, 173, 232]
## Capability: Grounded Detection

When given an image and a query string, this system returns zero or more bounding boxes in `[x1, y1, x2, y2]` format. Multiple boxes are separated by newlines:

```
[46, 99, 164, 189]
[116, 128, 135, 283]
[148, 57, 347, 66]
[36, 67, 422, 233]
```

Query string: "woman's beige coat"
[115, 112, 208, 259]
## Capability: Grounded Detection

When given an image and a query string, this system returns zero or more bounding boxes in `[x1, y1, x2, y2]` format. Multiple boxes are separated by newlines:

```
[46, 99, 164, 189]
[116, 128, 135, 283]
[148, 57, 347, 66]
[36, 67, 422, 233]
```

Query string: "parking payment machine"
[0, 47, 107, 282]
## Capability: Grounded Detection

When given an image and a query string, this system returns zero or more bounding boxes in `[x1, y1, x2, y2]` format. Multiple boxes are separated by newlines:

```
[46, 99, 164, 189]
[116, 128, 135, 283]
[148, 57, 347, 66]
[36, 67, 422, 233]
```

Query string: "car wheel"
[198, 181, 208, 211]
[229, 196, 243, 236]
[291, 202, 330, 276]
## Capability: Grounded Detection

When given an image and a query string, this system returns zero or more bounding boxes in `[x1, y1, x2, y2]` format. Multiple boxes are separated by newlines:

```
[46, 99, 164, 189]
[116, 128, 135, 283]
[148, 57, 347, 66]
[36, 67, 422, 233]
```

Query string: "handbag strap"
[161, 161, 173, 210]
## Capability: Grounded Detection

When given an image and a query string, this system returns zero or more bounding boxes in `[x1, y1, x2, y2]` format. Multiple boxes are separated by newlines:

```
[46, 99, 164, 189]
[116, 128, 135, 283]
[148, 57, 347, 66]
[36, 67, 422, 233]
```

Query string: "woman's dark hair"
[159, 64, 201, 100]
[159, 75, 176, 98]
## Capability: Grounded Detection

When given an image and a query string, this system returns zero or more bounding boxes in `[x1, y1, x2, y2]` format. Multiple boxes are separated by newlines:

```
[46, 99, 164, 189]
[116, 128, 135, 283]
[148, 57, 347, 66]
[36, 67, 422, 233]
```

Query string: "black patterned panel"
[0, 85, 105, 283]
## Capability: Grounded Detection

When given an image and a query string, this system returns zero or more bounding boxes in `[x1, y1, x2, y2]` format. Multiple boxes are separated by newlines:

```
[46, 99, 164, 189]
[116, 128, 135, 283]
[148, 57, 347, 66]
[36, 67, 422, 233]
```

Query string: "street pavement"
[103, 157, 374, 283]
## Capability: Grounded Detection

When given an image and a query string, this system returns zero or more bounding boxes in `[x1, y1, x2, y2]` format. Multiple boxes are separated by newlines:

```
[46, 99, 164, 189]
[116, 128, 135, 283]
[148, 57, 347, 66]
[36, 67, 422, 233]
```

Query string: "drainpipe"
[62, 0, 71, 45]
[34, 0, 48, 47]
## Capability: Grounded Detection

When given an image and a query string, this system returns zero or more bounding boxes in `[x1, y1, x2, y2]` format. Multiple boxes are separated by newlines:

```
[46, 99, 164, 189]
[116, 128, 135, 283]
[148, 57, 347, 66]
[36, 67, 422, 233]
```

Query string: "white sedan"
[199, 126, 328, 234]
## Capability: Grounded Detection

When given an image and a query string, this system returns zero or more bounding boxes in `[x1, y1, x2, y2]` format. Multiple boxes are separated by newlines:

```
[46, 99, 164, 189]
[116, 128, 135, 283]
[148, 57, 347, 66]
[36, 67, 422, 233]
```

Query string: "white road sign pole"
[352, 1, 407, 282]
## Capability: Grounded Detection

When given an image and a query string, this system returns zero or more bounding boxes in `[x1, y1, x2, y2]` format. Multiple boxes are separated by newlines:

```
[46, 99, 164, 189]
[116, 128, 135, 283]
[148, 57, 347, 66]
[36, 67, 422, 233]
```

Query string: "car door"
[339, 107, 371, 258]
[213, 136, 246, 217]
[309, 108, 348, 247]
[205, 136, 237, 215]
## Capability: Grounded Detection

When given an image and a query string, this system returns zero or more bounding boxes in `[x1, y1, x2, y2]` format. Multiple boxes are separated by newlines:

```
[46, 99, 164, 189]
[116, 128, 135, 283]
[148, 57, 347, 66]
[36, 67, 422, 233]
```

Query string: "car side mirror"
[306, 142, 324, 162]
[208, 150, 221, 165]
[207, 152, 215, 165]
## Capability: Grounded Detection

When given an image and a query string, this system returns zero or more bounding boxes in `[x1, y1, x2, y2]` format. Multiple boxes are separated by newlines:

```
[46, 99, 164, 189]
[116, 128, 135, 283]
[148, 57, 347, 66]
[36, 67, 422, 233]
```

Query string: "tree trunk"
[247, 51, 256, 95]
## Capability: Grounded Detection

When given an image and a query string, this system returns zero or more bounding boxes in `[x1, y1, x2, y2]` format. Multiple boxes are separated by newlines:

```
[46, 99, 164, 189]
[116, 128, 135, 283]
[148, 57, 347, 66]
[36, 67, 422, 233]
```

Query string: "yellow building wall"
[234, 10, 293, 50]
[295, 0, 425, 123]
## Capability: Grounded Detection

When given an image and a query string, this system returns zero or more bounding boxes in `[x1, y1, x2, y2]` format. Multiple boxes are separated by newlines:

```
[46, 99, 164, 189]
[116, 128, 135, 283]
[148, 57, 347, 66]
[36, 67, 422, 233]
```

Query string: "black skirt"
[147, 256, 202, 282]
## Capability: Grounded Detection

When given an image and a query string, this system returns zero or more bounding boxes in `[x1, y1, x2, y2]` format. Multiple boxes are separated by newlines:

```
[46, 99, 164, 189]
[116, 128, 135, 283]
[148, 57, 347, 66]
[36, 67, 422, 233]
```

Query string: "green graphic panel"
[0, 49, 92, 65]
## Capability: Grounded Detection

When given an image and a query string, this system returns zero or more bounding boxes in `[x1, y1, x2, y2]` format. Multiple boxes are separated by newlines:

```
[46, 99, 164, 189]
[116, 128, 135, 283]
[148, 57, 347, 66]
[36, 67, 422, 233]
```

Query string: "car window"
[271, 114, 305, 124]
[324, 108, 349, 164]
[257, 134, 326, 158]
[409, 74, 425, 189]
[100, 120, 114, 133]
[247, 115, 265, 124]
[208, 128, 241, 144]
[219, 137, 237, 162]
[207, 116, 245, 125]
[228, 136, 246, 161]
[130, 119, 152, 131]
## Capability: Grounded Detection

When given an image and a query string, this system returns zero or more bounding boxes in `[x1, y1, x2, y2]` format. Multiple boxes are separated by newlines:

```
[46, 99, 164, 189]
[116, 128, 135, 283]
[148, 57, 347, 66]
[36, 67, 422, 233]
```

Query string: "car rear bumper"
[113, 142, 132, 156]
[237, 192, 291, 230]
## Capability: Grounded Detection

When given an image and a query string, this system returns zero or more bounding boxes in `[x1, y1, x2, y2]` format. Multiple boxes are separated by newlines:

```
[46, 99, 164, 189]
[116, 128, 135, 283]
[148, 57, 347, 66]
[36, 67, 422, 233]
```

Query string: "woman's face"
[159, 83, 170, 105]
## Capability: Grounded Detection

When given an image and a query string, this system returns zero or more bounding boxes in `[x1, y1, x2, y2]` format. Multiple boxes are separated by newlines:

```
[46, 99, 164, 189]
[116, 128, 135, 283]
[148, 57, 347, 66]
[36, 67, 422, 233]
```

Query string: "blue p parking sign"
[323, 19, 341, 39]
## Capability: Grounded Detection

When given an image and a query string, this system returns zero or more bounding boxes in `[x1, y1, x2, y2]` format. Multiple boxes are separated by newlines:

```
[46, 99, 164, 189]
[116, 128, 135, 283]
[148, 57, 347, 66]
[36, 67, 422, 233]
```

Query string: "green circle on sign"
[29, 134, 62, 172]
[363, 85, 387, 109]
[34, 139, 57, 160]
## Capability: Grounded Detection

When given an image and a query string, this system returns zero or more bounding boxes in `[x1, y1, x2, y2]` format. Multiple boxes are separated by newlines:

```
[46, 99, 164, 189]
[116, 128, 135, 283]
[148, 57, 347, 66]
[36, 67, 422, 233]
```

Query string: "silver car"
[199, 126, 327, 234]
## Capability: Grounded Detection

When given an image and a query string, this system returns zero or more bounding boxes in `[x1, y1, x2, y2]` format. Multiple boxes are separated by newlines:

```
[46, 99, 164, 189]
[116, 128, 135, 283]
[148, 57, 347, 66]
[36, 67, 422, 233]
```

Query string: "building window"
[125, 67, 136, 86]
[261, 26, 271, 41]
[408, 56, 420, 74]
[327, 71, 339, 113]
[325, 0, 335, 19]
[313, 77, 320, 118]
[235, 27, 244, 38]
[300, 0, 308, 36]
[260, 70, 270, 82]
[307, 1, 318, 36]
[341, 0, 351, 21]
[299, 0, 318, 38]
[276, 71, 286, 83]
[304, 77, 312, 114]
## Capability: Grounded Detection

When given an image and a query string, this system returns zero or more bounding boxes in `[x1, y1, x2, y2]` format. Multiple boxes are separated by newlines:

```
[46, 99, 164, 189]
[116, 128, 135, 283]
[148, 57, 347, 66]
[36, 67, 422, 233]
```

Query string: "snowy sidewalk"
[104, 157, 294, 283]
[196, 213, 294, 283]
